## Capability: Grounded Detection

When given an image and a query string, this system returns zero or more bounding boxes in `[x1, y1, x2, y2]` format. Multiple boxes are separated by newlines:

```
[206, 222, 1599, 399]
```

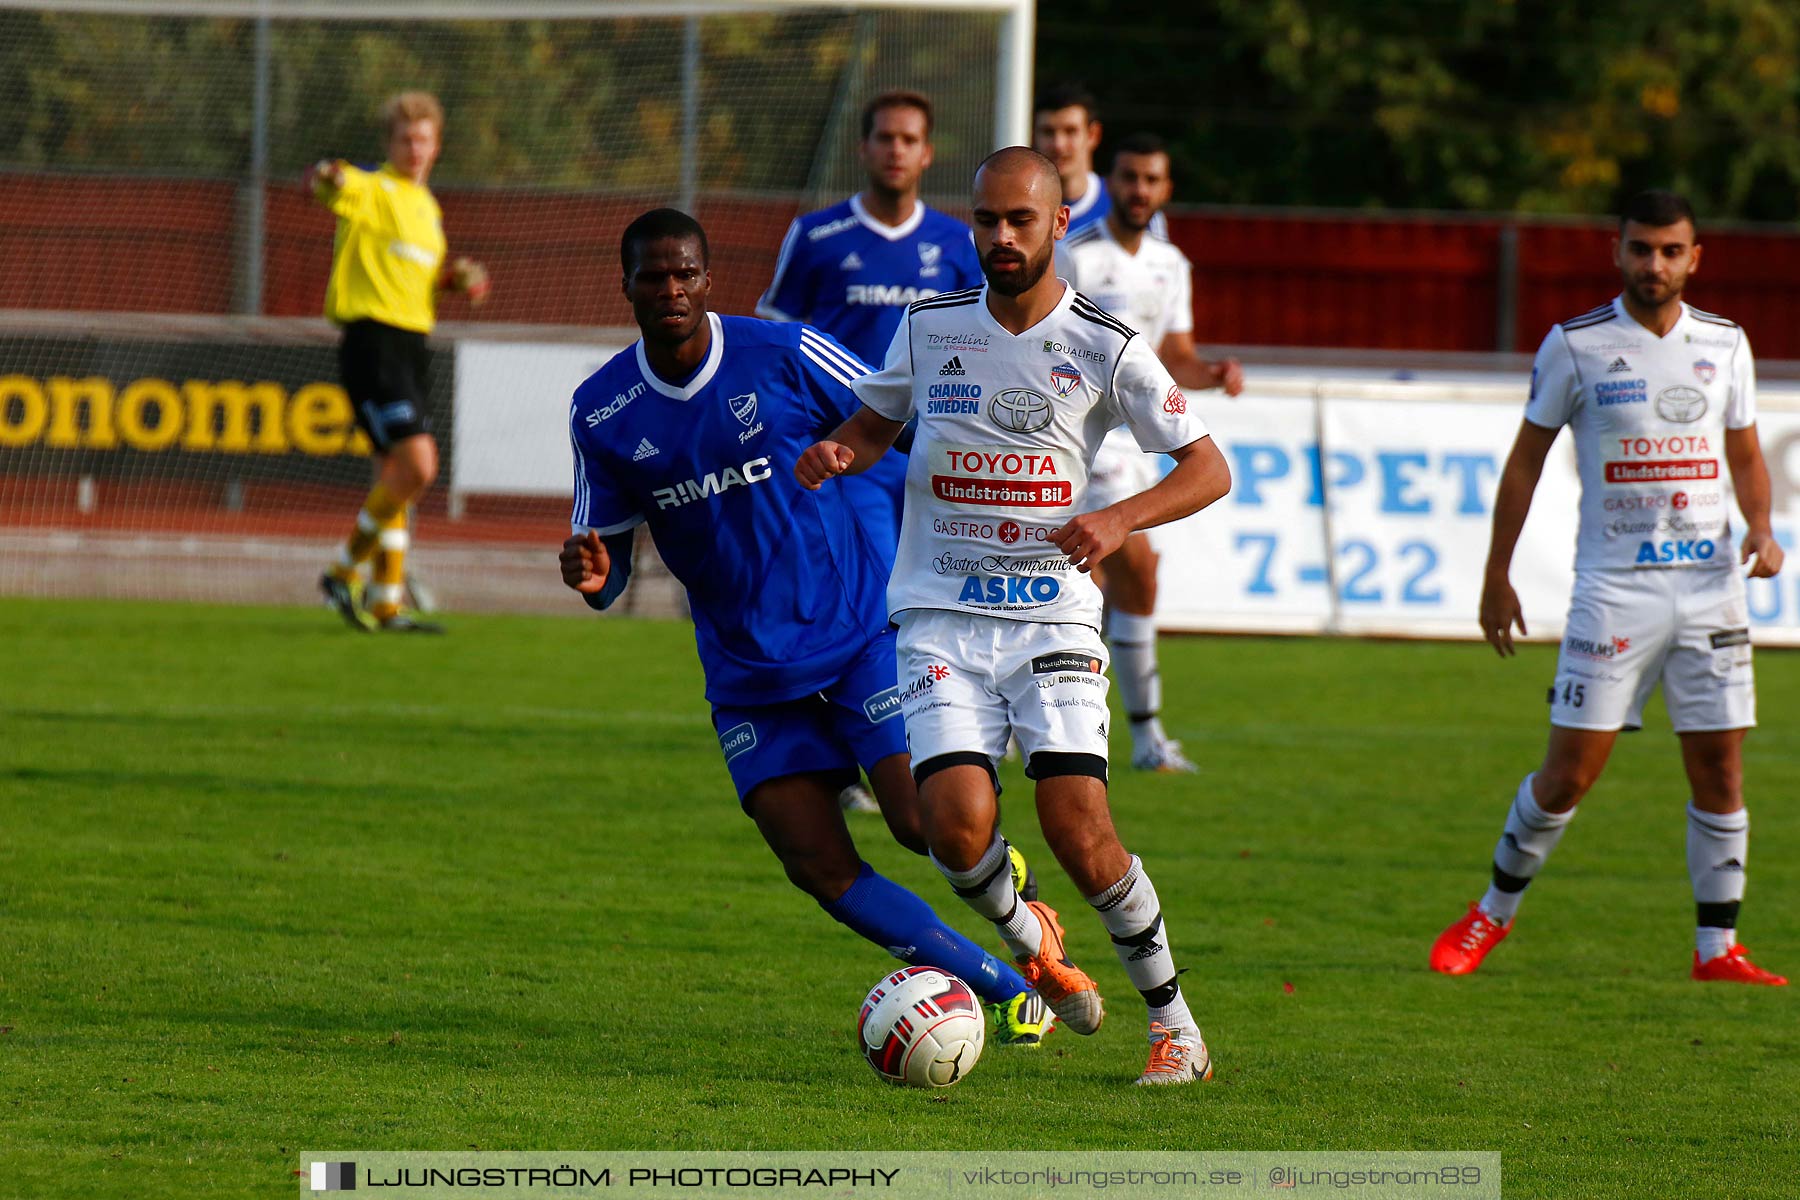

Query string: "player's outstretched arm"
[1725, 425, 1784, 579]
[795, 406, 906, 490]
[559, 530, 611, 594]
[1052, 435, 1230, 572]
[1158, 331, 1243, 396]
[1480, 420, 1559, 657]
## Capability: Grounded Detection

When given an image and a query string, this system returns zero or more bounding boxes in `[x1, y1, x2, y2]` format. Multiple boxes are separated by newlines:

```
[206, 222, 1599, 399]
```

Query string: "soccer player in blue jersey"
[758, 91, 981, 370]
[560, 208, 1051, 1044]
[1033, 83, 1112, 237]
[756, 89, 986, 817]
[1033, 83, 1169, 241]
[757, 90, 982, 554]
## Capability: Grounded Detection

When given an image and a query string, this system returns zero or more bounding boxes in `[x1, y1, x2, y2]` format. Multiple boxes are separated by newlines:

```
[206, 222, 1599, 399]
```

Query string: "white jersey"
[853, 282, 1208, 628]
[1525, 297, 1754, 571]
[1055, 219, 1193, 349]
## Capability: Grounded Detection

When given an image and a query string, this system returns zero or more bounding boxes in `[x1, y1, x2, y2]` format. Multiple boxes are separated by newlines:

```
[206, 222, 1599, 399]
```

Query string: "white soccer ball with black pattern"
[857, 966, 985, 1088]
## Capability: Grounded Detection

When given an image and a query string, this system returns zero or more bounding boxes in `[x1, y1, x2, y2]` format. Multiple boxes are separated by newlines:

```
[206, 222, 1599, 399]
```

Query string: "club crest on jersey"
[1163, 384, 1187, 415]
[1049, 364, 1083, 396]
[1693, 358, 1717, 385]
[918, 242, 941, 277]
[728, 392, 759, 426]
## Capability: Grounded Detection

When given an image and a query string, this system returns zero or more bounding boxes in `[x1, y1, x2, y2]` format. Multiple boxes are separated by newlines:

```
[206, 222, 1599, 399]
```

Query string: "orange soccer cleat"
[1692, 944, 1788, 986]
[1136, 1022, 1213, 1086]
[1015, 900, 1104, 1035]
[1430, 902, 1511, 975]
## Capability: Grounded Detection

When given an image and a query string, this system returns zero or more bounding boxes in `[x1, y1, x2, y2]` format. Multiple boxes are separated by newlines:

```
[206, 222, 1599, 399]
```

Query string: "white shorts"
[894, 608, 1111, 772]
[1082, 427, 1162, 515]
[1551, 567, 1754, 733]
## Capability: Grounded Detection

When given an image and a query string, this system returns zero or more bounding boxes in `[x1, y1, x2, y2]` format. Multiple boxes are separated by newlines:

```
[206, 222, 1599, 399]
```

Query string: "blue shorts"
[710, 627, 908, 810]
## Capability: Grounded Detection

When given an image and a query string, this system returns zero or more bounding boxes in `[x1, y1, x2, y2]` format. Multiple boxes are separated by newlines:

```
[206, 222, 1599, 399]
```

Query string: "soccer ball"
[857, 966, 985, 1088]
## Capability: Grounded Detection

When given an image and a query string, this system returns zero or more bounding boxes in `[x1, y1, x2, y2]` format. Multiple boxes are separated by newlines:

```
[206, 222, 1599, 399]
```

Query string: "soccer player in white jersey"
[1430, 191, 1786, 986]
[796, 147, 1234, 1083]
[756, 89, 983, 819]
[1058, 132, 1244, 772]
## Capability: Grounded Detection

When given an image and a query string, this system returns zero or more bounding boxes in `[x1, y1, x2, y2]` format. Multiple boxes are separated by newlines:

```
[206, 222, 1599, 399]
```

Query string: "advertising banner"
[0, 334, 454, 488]
[451, 341, 626, 501]
[1157, 379, 1800, 646]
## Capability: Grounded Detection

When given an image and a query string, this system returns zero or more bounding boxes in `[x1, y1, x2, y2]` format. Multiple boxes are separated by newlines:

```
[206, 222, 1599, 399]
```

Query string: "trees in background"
[2, 3, 1797, 218]
[1039, 0, 1800, 219]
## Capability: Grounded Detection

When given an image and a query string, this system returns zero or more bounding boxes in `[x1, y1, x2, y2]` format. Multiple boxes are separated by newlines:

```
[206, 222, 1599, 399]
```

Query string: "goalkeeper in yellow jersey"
[310, 91, 489, 632]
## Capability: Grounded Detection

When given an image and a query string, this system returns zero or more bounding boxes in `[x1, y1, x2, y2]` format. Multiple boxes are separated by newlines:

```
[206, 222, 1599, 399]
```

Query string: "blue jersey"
[756, 195, 983, 366]
[757, 196, 981, 559]
[569, 314, 890, 707]
[1064, 172, 1111, 236]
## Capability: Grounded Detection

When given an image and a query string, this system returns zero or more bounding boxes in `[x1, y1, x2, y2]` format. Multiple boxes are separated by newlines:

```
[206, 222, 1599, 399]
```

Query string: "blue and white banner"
[1157, 378, 1800, 647]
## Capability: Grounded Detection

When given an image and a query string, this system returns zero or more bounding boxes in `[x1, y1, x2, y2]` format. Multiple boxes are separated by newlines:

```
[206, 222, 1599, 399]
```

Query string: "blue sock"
[823, 863, 1031, 1004]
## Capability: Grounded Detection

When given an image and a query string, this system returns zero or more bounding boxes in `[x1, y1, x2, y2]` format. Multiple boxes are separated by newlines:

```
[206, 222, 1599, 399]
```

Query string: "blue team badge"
[728, 392, 759, 426]
[1693, 358, 1716, 385]
[918, 242, 941, 278]
[1049, 364, 1083, 396]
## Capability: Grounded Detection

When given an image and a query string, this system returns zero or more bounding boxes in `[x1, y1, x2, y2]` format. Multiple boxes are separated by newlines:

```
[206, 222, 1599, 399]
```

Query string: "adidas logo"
[1607, 357, 1631, 373]
[1127, 940, 1164, 962]
[939, 355, 965, 376]
[631, 438, 659, 461]
[840, 251, 863, 271]
[1713, 857, 1744, 873]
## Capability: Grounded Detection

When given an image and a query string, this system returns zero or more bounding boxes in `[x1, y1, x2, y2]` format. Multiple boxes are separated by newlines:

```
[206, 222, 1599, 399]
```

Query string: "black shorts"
[339, 319, 432, 453]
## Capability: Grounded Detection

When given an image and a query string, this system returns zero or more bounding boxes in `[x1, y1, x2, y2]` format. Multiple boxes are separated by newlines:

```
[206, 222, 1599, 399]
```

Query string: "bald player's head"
[975, 145, 1063, 195]
[971, 146, 1068, 297]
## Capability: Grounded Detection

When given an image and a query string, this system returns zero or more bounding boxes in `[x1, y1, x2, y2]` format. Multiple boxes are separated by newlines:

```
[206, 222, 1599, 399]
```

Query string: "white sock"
[1088, 855, 1186, 1029]
[1688, 803, 1748, 960]
[1148, 991, 1199, 1042]
[1478, 773, 1575, 924]
[933, 835, 1041, 958]
[1106, 611, 1162, 732]
[1129, 715, 1169, 751]
[1696, 927, 1735, 962]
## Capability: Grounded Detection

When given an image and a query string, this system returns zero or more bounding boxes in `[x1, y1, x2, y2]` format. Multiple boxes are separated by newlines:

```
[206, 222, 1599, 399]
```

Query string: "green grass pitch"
[3, 598, 1796, 1197]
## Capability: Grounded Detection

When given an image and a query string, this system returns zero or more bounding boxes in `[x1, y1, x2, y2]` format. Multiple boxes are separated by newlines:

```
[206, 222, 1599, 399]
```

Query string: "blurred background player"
[313, 91, 489, 633]
[1058, 132, 1244, 772]
[562, 208, 1052, 1045]
[1031, 82, 1167, 240]
[797, 149, 1234, 1084]
[756, 89, 982, 814]
[1431, 190, 1786, 986]
[758, 89, 981, 417]
[1032, 82, 1111, 236]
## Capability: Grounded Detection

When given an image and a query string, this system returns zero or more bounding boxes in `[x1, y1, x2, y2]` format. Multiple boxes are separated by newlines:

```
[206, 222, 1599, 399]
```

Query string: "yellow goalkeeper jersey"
[320, 162, 447, 333]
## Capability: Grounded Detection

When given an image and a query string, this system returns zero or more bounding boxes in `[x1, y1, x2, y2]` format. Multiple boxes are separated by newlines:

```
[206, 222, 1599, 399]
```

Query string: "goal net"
[0, 0, 1027, 614]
